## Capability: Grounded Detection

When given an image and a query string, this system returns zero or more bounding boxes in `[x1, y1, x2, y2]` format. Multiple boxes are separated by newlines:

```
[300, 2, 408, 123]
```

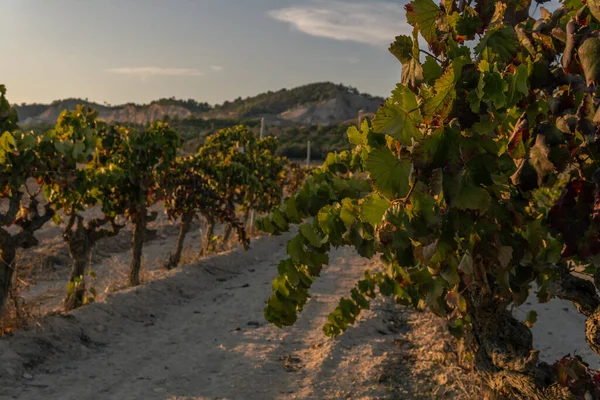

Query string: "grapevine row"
[0, 87, 301, 313]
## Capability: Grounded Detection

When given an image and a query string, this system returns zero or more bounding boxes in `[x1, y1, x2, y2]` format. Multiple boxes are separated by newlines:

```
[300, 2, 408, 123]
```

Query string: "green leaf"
[475, 26, 517, 64]
[505, 64, 529, 108]
[366, 147, 412, 199]
[372, 85, 423, 145]
[346, 126, 363, 145]
[0, 131, 15, 152]
[388, 35, 413, 63]
[299, 223, 324, 248]
[454, 7, 482, 39]
[73, 142, 86, 160]
[282, 197, 300, 221]
[359, 194, 390, 226]
[440, 263, 459, 285]
[406, 0, 443, 49]
[272, 209, 289, 231]
[479, 69, 508, 108]
[579, 35, 600, 86]
[54, 140, 66, 155]
[524, 310, 537, 328]
[422, 56, 443, 85]
[287, 235, 307, 263]
[454, 182, 491, 212]
[423, 58, 468, 119]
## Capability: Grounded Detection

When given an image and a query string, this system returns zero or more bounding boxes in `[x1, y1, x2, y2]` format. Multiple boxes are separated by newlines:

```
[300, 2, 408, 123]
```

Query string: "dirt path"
[2, 232, 472, 400]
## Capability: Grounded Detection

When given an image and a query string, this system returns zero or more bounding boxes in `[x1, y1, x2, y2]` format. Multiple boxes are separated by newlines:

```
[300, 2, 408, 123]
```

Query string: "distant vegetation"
[17, 82, 376, 160]
[16, 82, 381, 121]
[208, 82, 382, 118]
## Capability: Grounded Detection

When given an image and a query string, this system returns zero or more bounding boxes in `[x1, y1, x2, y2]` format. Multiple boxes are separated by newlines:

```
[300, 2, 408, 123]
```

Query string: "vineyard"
[4, 0, 600, 399]
[0, 89, 303, 315]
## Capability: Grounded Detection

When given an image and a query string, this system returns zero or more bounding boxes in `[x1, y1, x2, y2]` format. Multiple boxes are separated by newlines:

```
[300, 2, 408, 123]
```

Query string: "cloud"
[268, 1, 410, 46]
[210, 65, 224, 72]
[105, 67, 203, 78]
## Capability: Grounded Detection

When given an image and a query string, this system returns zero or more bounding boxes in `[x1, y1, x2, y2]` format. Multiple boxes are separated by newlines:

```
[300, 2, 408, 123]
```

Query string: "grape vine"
[258, 1, 600, 397]
[0, 87, 303, 318]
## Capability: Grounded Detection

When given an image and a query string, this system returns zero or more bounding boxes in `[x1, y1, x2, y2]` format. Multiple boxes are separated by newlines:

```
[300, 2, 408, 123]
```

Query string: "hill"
[207, 82, 382, 123]
[15, 82, 384, 127]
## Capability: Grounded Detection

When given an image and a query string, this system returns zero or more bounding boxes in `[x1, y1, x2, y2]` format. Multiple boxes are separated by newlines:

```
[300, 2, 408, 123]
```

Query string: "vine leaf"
[423, 56, 443, 84]
[0, 132, 15, 163]
[454, 6, 483, 39]
[524, 310, 537, 328]
[454, 181, 491, 212]
[405, 0, 444, 52]
[478, 64, 508, 108]
[423, 58, 468, 119]
[299, 223, 324, 248]
[346, 126, 363, 146]
[475, 26, 517, 64]
[589, 0, 600, 24]
[579, 35, 600, 87]
[359, 194, 391, 226]
[389, 32, 423, 89]
[372, 85, 422, 145]
[287, 235, 307, 263]
[505, 64, 529, 108]
[366, 147, 412, 199]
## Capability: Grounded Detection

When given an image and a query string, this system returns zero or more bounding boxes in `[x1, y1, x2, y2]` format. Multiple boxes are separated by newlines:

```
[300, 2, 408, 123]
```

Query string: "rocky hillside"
[16, 100, 194, 126]
[15, 82, 384, 127]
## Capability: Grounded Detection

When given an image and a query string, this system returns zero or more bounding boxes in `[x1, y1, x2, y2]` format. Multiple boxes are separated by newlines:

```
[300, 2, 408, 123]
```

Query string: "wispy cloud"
[105, 67, 204, 78]
[268, 1, 410, 46]
[210, 65, 224, 72]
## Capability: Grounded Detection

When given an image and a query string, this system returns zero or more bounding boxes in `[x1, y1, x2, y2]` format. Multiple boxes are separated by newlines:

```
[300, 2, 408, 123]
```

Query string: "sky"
[1, 0, 561, 106]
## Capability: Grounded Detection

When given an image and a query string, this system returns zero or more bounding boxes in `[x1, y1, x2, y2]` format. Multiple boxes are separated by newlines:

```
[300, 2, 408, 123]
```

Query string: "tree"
[197, 126, 288, 239]
[44, 108, 126, 310]
[105, 122, 181, 286]
[161, 155, 248, 268]
[0, 85, 54, 314]
[257, 1, 600, 398]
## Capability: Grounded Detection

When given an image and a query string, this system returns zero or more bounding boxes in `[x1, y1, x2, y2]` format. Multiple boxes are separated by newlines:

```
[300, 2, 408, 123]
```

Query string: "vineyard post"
[249, 117, 265, 234]
[306, 140, 311, 169]
[260, 117, 264, 139]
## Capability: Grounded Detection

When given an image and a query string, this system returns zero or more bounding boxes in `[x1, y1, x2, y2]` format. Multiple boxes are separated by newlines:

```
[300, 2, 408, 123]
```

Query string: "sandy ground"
[0, 230, 481, 400]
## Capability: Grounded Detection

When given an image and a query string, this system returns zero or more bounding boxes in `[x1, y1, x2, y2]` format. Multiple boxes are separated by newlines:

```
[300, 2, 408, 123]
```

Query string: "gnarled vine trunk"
[222, 224, 233, 250]
[464, 288, 573, 399]
[64, 225, 92, 311]
[166, 212, 193, 268]
[129, 206, 147, 286]
[0, 230, 17, 316]
[200, 216, 215, 256]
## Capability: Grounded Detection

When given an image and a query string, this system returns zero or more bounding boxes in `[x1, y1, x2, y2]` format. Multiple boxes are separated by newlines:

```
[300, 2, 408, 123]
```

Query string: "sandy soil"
[0, 226, 483, 400]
